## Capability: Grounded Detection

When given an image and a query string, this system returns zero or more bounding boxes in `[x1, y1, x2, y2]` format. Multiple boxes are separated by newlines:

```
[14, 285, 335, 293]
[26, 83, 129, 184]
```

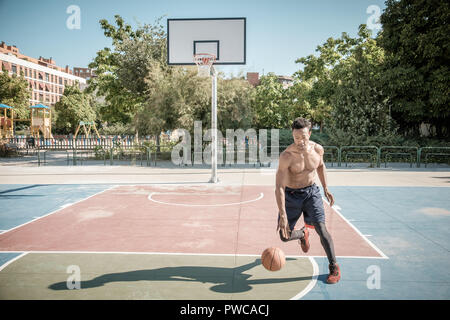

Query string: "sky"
[0, 0, 387, 77]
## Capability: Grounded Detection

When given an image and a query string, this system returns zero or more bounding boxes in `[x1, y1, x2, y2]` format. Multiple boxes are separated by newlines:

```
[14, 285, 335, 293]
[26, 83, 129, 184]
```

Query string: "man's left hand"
[324, 189, 335, 208]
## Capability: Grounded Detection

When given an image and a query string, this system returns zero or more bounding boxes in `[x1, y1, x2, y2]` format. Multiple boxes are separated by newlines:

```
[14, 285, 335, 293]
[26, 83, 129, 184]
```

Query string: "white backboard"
[167, 18, 246, 65]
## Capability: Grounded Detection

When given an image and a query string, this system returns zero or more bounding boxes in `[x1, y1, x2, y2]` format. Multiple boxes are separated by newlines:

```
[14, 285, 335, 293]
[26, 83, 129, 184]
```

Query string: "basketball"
[261, 247, 286, 271]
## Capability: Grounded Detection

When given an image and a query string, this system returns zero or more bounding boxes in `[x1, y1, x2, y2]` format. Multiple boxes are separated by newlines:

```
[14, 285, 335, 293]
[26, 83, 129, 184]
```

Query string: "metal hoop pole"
[209, 66, 218, 183]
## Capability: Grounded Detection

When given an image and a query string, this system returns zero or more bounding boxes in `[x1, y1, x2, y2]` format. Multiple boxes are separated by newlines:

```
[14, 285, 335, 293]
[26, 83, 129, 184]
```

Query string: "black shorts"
[281, 183, 326, 230]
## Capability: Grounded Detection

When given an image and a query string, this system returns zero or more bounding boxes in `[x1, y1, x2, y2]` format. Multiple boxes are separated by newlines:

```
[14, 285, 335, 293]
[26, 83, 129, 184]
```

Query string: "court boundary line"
[0, 250, 387, 259]
[0, 185, 118, 236]
[323, 198, 389, 259]
[290, 257, 319, 300]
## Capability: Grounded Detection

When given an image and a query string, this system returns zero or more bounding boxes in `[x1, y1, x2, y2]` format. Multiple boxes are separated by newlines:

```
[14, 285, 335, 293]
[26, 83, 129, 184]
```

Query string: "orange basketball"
[261, 247, 286, 271]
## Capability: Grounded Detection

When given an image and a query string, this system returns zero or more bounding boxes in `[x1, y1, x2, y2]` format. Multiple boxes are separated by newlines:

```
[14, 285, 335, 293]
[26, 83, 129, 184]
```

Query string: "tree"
[331, 25, 392, 137]
[0, 69, 31, 119]
[252, 73, 295, 129]
[294, 25, 392, 137]
[87, 15, 167, 128]
[54, 85, 97, 135]
[379, 0, 450, 137]
[286, 79, 315, 127]
[136, 63, 210, 137]
[217, 77, 255, 131]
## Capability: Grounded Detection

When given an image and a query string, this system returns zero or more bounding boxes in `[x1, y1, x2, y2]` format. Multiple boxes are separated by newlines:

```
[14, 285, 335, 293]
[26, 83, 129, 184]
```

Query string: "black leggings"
[280, 222, 337, 265]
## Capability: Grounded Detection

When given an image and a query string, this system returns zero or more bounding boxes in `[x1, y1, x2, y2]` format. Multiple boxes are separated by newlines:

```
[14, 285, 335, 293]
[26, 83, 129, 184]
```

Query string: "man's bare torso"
[281, 141, 322, 189]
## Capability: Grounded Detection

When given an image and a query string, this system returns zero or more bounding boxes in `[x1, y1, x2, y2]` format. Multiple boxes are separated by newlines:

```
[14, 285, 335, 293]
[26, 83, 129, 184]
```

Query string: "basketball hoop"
[194, 53, 216, 77]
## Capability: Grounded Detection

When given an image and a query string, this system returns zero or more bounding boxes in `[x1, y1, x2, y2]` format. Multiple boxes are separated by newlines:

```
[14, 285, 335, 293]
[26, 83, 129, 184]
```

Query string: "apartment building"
[73, 67, 96, 80]
[0, 41, 86, 106]
[246, 72, 294, 88]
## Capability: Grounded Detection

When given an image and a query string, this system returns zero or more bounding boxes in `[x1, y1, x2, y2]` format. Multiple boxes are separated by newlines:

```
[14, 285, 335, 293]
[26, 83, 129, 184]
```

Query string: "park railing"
[2, 137, 450, 168]
[5, 137, 140, 150]
[379, 146, 419, 168]
[340, 146, 379, 167]
[65, 146, 151, 166]
[418, 147, 450, 168]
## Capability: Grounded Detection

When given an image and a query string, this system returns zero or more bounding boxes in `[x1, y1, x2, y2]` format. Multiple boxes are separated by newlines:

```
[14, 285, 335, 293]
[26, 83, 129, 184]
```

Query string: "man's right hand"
[277, 213, 290, 240]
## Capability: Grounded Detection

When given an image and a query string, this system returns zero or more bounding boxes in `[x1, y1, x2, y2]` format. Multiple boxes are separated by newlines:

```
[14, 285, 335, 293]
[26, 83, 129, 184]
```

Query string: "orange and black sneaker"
[327, 263, 341, 284]
[299, 226, 310, 253]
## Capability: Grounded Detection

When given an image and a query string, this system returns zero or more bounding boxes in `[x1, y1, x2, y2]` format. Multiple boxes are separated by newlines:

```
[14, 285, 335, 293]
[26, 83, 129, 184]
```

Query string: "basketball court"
[0, 166, 449, 300]
[1, 16, 449, 302]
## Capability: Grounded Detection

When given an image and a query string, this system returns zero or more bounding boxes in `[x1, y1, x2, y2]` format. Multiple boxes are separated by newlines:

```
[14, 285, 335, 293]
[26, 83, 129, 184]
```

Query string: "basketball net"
[194, 53, 216, 77]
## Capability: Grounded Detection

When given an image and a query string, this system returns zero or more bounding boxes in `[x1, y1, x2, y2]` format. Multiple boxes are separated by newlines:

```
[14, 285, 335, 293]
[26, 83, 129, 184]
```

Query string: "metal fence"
[2, 138, 450, 168]
[6, 136, 139, 150]
[259, 145, 449, 168]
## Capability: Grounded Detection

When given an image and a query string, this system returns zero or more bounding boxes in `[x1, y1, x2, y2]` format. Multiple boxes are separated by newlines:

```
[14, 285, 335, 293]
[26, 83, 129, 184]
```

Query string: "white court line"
[148, 192, 264, 207]
[324, 198, 389, 259]
[290, 257, 319, 300]
[0, 250, 386, 259]
[0, 252, 28, 272]
[0, 185, 118, 236]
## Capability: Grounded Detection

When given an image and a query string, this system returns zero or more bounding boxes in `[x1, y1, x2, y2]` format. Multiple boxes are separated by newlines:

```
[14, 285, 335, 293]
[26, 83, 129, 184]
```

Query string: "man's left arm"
[315, 144, 335, 207]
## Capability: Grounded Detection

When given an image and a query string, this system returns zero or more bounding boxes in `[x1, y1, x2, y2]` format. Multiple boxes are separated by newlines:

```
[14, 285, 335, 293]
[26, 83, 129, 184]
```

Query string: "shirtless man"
[275, 117, 340, 284]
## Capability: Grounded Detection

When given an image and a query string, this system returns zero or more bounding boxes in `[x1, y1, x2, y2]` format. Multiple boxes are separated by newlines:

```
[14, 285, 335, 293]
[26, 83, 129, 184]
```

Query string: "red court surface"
[0, 185, 384, 258]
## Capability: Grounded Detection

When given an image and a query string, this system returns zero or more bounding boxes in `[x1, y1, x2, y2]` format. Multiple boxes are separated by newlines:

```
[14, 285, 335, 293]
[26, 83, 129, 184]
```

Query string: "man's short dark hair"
[291, 117, 312, 130]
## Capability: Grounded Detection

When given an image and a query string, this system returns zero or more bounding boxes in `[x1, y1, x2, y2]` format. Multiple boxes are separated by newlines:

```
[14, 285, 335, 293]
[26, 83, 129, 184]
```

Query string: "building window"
[12, 65, 17, 74]
[59, 87, 62, 94]
[59, 77, 62, 85]
[39, 94, 43, 102]
[45, 73, 49, 82]
[39, 73, 43, 80]
[25, 68, 28, 77]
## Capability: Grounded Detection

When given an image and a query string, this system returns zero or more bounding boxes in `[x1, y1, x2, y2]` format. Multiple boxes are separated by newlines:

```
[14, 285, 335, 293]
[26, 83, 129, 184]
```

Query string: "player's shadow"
[48, 258, 313, 293]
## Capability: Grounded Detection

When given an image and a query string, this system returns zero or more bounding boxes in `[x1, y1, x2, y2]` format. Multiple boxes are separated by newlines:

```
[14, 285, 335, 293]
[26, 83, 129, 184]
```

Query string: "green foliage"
[87, 15, 167, 127]
[218, 78, 255, 131]
[294, 25, 393, 137]
[99, 122, 134, 135]
[136, 64, 210, 136]
[278, 128, 294, 147]
[54, 85, 97, 134]
[252, 73, 296, 129]
[310, 130, 329, 146]
[379, 0, 450, 137]
[325, 129, 404, 147]
[331, 25, 393, 136]
[0, 69, 31, 119]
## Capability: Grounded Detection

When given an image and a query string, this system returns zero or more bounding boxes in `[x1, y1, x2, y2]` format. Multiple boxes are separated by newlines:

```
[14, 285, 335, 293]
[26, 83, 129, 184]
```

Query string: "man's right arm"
[275, 152, 290, 239]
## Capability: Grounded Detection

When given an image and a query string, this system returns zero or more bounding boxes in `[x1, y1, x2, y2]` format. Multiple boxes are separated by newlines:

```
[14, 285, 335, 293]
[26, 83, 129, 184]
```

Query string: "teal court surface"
[0, 166, 449, 300]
